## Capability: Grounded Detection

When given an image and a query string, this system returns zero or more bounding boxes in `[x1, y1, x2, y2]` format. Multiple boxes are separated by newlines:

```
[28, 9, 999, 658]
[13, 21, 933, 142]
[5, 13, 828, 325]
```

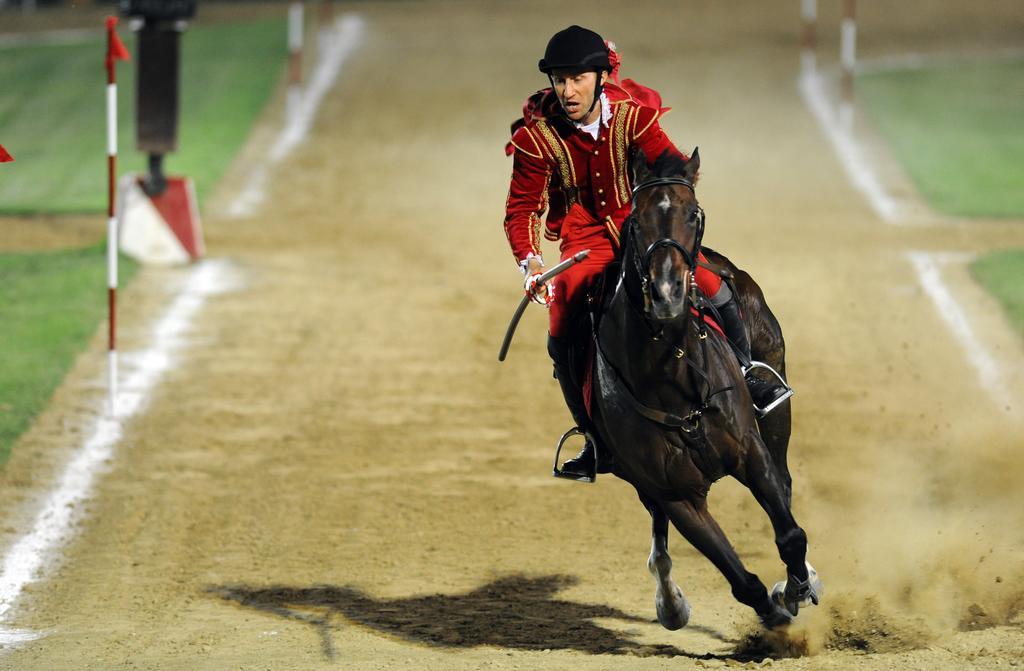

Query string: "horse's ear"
[630, 148, 652, 185]
[683, 147, 700, 182]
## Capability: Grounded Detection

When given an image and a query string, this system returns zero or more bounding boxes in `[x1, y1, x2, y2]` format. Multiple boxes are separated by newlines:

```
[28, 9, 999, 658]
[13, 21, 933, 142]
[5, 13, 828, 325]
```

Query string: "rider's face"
[551, 70, 606, 124]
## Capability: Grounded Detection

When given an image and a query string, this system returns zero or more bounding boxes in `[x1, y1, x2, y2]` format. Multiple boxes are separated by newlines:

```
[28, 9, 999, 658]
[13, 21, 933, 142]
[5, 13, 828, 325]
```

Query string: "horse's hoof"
[771, 562, 823, 616]
[759, 602, 794, 630]
[655, 584, 690, 630]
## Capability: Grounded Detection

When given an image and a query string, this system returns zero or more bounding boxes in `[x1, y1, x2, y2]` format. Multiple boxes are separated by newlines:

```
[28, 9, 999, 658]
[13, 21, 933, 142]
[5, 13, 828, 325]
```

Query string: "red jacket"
[503, 81, 685, 262]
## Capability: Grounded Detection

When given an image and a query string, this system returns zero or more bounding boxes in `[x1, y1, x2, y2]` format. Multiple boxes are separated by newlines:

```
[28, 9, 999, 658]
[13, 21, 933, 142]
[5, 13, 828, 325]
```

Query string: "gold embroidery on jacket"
[528, 212, 542, 254]
[611, 105, 631, 206]
[534, 120, 578, 209]
[528, 167, 551, 254]
[510, 135, 542, 159]
[604, 216, 621, 247]
[541, 169, 559, 240]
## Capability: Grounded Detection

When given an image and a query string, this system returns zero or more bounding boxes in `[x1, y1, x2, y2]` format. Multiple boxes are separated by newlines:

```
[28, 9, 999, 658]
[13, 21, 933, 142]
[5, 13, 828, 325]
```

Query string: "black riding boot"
[716, 297, 791, 416]
[548, 335, 613, 481]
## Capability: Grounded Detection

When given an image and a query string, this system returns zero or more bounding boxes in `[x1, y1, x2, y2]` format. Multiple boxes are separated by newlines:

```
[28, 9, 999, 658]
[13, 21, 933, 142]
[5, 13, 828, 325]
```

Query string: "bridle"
[595, 172, 734, 444]
[625, 177, 706, 318]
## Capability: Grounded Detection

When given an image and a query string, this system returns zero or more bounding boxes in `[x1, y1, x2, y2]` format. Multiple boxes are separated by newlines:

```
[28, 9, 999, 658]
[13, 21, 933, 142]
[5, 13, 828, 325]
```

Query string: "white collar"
[574, 93, 611, 137]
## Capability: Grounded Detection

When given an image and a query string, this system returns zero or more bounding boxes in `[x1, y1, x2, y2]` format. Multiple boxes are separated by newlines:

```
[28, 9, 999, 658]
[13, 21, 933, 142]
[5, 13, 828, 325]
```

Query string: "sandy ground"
[2, 1, 1024, 669]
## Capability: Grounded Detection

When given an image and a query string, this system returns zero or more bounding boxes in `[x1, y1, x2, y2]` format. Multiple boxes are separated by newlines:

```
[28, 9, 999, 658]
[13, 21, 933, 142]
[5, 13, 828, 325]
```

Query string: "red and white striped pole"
[288, 2, 305, 87]
[800, 0, 817, 75]
[287, 2, 305, 124]
[105, 16, 130, 416]
[840, 0, 857, 130]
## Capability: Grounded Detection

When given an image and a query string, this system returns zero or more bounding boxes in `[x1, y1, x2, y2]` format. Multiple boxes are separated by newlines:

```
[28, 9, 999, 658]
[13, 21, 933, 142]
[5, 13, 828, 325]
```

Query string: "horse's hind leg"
[639, 493, 690, 630]
[662, 496, 794, 628]
[738, 434, 822, 617]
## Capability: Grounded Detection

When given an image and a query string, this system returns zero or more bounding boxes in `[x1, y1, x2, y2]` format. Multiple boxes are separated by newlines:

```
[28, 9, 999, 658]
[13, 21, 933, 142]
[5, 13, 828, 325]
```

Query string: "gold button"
[595, 172, 601, 177]
[593, 150, 599, 155]
[598, 188, 604, 194]
[600, 200, 606, 206]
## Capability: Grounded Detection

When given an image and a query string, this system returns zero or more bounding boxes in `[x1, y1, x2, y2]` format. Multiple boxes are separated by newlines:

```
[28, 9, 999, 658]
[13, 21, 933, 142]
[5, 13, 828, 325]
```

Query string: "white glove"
[524, 271, 555, 307]
[519, 253, 554, 307]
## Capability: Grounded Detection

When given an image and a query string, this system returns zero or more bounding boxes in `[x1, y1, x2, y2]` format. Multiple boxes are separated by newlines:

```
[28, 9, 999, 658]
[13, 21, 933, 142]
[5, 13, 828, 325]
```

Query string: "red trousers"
[550, 213, 722, 338]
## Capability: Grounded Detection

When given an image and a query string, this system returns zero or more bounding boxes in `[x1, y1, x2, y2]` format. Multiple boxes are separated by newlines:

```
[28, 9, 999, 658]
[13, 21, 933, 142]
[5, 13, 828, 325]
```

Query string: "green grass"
[859, 59, 1024, 218]
[0, 245, 138, 464]
[0, 18, 286, 213]
[970, 249, 1024, 338]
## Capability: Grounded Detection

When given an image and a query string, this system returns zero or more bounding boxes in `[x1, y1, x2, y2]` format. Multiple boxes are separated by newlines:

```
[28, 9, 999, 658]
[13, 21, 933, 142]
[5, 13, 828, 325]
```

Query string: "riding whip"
[497, 249, 590, 362]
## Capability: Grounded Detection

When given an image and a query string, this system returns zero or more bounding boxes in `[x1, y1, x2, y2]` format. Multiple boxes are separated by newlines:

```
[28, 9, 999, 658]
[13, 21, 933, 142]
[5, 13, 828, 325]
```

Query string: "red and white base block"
[117, 175, 205, 265]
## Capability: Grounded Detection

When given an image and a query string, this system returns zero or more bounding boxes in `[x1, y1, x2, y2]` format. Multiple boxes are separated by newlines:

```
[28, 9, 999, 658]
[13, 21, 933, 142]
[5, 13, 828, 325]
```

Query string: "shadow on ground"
[210, 574, 750, 660]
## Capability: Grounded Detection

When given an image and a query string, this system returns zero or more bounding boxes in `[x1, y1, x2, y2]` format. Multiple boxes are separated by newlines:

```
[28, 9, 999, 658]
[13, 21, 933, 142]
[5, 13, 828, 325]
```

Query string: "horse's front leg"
[661, 496, 794, 628]
[639, 493, 690, 630]
[738, 432, 823, 618]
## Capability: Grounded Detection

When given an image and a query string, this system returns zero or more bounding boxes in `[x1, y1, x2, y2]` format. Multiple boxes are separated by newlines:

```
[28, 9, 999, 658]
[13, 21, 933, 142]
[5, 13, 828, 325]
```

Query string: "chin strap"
[585, 73, 603, 120]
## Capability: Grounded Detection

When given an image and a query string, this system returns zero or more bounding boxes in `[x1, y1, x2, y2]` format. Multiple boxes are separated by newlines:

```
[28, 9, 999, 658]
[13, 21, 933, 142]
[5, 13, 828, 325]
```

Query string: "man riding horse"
[503, 26, 789, 481]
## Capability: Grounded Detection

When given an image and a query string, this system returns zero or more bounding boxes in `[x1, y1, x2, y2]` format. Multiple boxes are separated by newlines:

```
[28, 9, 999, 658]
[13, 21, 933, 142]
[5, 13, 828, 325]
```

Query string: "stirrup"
[552, 427, 596, 483]
[743, 360, 794, 418]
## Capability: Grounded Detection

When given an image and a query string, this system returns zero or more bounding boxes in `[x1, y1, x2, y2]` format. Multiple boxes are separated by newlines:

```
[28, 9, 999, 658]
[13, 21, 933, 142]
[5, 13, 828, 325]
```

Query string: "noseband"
[626, 177, 706, 314]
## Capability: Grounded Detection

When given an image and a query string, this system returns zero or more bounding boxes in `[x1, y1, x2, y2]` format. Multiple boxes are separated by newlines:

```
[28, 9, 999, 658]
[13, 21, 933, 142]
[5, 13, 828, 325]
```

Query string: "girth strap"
[593, 334, 732, 433]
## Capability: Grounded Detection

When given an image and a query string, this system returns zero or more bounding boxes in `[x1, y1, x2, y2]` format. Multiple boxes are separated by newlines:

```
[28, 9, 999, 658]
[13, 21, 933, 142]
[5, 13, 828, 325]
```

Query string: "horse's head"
[627, 148, 703, 322]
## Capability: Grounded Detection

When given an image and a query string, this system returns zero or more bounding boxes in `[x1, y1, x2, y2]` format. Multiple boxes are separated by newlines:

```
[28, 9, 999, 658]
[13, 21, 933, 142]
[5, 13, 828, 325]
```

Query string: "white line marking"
[0, 626, 43, 646]
[227, 14, 364, 218]
[798, 68, 900, 223]
[0, 260, 238, 649]
[907, 251, 1008, 407]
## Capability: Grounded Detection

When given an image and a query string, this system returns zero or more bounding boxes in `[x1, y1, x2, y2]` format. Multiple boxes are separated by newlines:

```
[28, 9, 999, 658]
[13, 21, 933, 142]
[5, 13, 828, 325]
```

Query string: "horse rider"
[503, 25, 789, 481]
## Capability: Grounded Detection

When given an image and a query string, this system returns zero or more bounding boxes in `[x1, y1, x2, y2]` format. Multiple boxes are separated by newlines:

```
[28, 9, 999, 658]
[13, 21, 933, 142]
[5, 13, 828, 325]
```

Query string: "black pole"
[122, 0, 197, 196]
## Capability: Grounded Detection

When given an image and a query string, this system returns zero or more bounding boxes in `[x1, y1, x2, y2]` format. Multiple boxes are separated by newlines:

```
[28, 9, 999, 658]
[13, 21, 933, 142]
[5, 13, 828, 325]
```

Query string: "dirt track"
[2, 1, 1024, 669]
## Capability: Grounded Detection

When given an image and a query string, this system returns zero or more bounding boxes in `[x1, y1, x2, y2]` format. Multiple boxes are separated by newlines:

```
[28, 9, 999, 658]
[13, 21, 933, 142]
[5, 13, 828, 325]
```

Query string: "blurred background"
[0, 1, 1022, 667]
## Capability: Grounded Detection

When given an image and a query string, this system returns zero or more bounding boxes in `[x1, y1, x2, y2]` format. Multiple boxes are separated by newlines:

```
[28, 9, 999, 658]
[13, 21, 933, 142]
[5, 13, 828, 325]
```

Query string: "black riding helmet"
[538, 25, 611, 120]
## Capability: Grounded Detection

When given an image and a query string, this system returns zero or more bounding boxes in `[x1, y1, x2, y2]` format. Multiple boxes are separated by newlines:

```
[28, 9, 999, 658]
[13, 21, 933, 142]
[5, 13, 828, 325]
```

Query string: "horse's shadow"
[210, 574, 747, 661]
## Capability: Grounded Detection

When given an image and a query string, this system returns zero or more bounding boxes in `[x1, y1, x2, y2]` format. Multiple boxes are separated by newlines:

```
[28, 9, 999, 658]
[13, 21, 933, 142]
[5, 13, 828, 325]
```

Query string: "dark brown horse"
[589, 148, 821, 630]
